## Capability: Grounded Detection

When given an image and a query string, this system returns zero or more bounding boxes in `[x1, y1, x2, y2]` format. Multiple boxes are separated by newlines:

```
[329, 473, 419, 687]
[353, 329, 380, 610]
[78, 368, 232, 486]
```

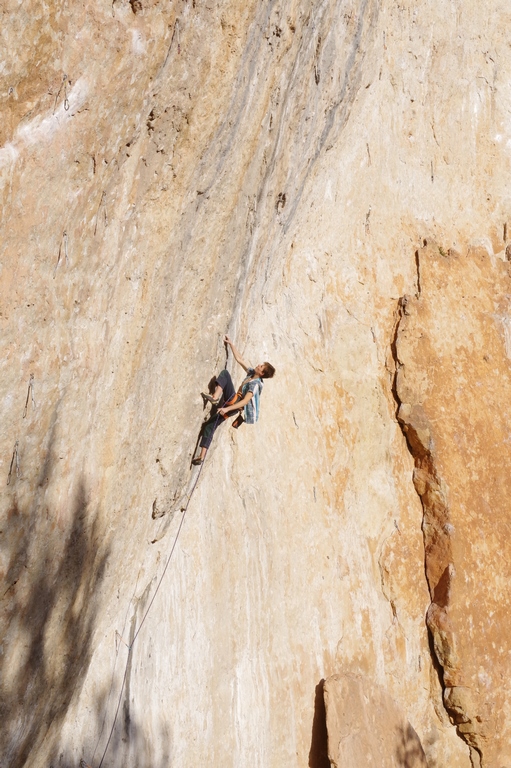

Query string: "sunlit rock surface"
[324, 673, 428, 767]
[2, 1, 511, 766]
[394, 243, 511, 766]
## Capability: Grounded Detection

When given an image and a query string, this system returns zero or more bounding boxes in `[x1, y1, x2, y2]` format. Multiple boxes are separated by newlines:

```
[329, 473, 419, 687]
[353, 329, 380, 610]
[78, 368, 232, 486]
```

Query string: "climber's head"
[256, 362, 275, 379]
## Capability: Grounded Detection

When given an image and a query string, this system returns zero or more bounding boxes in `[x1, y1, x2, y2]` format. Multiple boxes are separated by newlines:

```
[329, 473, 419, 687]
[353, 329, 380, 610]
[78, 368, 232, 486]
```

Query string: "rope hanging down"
[94, 506, 187, 767]
[89, 420, 216, 768]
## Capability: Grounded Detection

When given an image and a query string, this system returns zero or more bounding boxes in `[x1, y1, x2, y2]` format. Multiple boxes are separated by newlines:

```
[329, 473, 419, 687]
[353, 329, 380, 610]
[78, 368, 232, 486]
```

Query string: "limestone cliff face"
[1, 1, 511, 767]
[393, 243, 511, 766]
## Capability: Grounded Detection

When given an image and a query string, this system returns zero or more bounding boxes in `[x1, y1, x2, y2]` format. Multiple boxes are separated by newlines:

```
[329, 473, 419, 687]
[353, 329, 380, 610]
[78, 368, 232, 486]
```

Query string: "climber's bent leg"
[215, 369, 235, 403]
[201, 369, 235, 406]
[194, 371, 238, 464]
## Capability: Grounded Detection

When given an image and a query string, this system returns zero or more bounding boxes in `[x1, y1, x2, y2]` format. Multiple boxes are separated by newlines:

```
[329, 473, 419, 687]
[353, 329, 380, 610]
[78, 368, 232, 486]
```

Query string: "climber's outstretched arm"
[224, 335, 250, 372]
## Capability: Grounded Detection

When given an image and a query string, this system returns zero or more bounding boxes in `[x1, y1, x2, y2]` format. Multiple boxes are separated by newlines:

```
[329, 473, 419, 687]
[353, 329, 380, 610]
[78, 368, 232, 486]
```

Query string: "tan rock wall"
[2, 1, 511, 767]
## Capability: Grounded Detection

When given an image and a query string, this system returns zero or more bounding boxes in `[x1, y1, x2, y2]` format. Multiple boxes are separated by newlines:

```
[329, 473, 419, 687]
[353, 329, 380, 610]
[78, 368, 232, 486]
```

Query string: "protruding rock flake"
[392, 242, 511, 764]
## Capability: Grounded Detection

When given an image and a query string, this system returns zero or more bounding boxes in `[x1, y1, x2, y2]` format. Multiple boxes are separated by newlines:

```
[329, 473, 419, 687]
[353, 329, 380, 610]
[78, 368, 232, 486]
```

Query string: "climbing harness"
[219, 390, 242, 421]
[217, 372, 261, 426]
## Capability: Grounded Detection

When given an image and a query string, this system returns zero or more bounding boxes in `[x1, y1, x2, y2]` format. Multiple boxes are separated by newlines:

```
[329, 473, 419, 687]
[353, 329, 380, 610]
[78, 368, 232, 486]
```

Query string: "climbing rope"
[90, 419, 217, 768]
[93, 506, 187, 767]
[87, 379, 234, 766]
[90, 569, 142, 766]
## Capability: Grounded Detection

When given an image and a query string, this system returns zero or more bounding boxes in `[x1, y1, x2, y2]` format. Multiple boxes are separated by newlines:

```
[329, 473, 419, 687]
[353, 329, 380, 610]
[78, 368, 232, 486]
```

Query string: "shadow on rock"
[308, 679, 330, 768]
[0, 466, 109, 767]
[48, 710, 172, 768]
[43, 575, 173, 767]
[395, 722, 428, 767]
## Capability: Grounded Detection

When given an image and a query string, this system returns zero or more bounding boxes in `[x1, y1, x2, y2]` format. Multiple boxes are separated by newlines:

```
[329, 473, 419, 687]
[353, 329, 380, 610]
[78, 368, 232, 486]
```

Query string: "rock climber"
[192, 335, 275, 465]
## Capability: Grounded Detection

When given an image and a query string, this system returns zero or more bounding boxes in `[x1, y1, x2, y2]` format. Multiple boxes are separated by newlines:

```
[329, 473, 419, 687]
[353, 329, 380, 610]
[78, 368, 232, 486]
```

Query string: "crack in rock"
[390, 249, 485, 766]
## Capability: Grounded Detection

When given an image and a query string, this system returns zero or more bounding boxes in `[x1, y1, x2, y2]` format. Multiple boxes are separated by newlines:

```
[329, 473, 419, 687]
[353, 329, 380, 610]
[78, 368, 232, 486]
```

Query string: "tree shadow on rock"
[308, 679, 330, 768]
[46, 584, 173, 768]
[49, 707, 172, 768]
[395, 723, 428, 767]
[0, 466, 109, 768]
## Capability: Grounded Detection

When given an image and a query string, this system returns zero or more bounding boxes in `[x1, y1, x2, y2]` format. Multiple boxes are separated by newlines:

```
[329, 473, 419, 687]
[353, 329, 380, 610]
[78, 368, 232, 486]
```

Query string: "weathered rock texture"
[1, 0, 511, 767]
[324, 673, 428, 767]
[394, 243, 511, 766]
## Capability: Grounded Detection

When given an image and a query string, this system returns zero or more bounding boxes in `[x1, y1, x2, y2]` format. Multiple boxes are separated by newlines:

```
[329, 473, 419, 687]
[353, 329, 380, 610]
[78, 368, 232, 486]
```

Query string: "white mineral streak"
[2, 1, 511, 767]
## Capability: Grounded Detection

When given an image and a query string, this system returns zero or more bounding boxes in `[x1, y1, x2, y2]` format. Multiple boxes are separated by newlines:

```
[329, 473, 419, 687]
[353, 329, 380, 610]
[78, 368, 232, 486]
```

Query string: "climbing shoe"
[192, 456, 204, 466]
[201, 392, 220, 406]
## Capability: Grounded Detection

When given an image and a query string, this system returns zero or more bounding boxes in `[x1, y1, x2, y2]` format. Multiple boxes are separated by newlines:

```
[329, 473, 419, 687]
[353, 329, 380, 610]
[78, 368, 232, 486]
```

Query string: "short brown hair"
[262, 362, 275, 379]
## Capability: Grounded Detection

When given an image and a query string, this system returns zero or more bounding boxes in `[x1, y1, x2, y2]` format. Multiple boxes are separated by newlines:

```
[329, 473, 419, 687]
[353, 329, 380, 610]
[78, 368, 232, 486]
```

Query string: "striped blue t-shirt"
[241, 368, 263, 424]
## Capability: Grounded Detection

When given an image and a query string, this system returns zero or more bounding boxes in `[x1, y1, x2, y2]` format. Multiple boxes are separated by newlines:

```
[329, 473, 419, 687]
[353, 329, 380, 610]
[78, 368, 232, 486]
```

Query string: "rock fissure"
[390, 249, 486, 766]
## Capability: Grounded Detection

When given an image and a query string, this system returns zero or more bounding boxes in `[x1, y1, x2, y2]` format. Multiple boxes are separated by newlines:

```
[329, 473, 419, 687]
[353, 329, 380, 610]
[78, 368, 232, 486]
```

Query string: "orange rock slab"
[394, 243, 511, 766]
